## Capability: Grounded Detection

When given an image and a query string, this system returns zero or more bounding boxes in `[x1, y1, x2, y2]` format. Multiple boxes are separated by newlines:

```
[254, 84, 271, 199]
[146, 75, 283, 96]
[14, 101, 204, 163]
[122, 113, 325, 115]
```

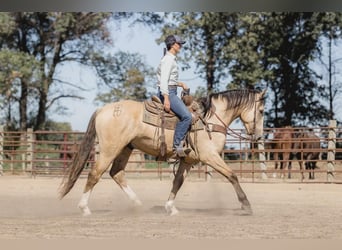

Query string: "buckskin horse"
[59, 89, 266, 216]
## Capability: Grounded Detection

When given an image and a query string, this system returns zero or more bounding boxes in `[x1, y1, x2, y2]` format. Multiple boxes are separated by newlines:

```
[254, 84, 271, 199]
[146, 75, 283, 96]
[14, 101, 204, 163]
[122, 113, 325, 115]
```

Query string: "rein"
[209, 109, 251, 141]
[205, 97, 262, 141]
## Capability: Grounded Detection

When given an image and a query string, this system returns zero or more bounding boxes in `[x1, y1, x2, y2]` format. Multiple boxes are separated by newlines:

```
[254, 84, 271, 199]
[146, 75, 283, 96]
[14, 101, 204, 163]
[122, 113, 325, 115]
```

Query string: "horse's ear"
[260, 88, 267, 98]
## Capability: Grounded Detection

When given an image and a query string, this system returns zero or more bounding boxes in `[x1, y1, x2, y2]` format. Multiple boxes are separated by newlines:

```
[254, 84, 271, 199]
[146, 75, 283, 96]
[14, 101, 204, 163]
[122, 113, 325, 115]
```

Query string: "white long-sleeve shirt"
[157, 52, 179, 96]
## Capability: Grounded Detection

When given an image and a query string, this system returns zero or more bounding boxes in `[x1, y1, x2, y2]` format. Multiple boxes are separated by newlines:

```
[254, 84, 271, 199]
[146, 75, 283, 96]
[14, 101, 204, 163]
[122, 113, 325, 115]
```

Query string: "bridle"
[205, 97, 263, 141]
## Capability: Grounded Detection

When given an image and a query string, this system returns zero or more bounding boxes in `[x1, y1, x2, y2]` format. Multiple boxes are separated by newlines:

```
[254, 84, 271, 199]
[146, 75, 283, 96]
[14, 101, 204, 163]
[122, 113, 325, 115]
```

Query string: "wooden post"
[26, 128, 34, 175]
[0, 126, 3, 176]
[258, 139, 268, 180]
[327, 120, 336, 182]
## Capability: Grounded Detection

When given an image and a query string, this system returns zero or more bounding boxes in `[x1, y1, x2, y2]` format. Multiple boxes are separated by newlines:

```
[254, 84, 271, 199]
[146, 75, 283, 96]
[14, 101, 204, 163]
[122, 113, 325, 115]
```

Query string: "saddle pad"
[143, 111, 178, 130]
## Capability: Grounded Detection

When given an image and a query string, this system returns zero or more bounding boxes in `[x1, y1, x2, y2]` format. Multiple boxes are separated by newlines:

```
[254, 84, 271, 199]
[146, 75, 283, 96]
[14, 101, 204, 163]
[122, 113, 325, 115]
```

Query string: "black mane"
[199, 89, 263, 117]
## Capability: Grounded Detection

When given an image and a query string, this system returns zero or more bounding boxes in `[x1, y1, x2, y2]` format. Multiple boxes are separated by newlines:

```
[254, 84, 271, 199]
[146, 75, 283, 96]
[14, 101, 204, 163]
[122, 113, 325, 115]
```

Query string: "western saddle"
[142, 94, 203, 161]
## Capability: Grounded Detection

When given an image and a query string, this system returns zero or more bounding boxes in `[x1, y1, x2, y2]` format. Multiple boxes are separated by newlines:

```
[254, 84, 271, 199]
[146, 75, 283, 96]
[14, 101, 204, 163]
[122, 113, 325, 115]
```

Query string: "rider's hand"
[178, 82, 189, 90]
[163, 95, 171, 112]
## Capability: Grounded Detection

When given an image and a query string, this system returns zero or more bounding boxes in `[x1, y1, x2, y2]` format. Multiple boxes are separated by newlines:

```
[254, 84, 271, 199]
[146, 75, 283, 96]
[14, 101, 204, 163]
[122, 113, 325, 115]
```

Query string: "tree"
[231, 12, 332, 127]
[318, 12, 342, 121]
[228, 13, 271, 88]
[0, 12, 130, 131]
[0, 49, 40, 130]
[93, 51, 154, 104]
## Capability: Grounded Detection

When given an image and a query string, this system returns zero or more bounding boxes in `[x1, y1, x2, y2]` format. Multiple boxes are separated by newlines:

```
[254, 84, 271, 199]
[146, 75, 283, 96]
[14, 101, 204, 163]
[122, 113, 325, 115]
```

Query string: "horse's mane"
[199, 89, 263, 117]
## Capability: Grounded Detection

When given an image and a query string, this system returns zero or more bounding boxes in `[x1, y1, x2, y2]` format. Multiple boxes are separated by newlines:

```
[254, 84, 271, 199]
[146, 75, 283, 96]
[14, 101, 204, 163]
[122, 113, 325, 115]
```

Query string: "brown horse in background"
[272, 126, 293, 179]
[293, 130, 320, 180]
[59, 89, 266, 216]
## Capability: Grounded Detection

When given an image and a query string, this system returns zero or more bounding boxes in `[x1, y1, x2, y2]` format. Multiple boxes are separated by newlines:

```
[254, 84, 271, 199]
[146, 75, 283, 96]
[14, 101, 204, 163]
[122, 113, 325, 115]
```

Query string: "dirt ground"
[0, 174, 342, 239]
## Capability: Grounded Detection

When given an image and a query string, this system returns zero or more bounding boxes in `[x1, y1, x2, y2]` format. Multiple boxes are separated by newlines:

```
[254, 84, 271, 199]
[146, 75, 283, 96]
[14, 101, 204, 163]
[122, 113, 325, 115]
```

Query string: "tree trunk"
[205, 28, 215, 94]
[35, 80, 48, 130]
[19, 79, 28, 131]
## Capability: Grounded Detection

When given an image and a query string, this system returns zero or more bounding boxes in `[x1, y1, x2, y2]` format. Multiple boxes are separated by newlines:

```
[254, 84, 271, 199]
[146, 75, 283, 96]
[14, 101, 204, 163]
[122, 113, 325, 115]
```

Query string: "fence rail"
[1, 121, 342, 183]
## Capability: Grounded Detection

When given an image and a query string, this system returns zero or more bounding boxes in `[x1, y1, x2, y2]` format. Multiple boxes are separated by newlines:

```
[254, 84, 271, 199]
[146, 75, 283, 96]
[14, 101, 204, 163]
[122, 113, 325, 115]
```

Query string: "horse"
[271, 126, 294, 179]
[293, 129, 320, 180]
[59, 88, 267, 216]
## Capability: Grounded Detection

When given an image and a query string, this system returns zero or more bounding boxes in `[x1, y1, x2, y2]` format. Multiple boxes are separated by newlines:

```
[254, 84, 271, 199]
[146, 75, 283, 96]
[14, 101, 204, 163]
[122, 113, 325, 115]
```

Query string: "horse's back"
[97, 100, 143, 118]
[95, 100, 144, 139]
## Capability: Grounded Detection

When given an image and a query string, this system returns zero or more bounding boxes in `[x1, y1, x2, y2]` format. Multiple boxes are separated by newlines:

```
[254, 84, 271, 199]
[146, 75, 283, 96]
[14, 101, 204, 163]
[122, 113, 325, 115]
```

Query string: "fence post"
[258, 139, 267, 179]
[0, 126, 3, 176]
[26, 128, 34, 175]
[327, 120, 336, 182]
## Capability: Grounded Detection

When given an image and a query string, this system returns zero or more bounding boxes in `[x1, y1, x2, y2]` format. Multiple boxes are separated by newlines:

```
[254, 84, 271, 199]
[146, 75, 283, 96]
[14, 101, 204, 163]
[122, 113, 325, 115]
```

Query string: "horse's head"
[199, 88, 267, 141]
[240, 89, 266, 141]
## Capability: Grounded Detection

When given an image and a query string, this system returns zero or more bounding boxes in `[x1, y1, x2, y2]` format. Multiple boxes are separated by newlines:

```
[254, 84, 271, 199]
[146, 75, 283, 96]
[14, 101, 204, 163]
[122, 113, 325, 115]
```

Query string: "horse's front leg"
[306, 154, 315, 180]
[296, 153, 305, 181]
[201, 153, 252, 215]
[283, 152, 291, 179]
[165, 160, 192, 215]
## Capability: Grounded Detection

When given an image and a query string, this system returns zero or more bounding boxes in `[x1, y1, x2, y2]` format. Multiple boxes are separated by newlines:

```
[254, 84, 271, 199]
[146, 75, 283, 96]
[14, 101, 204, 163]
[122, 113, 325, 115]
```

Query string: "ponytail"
[163, 47, 167, 56]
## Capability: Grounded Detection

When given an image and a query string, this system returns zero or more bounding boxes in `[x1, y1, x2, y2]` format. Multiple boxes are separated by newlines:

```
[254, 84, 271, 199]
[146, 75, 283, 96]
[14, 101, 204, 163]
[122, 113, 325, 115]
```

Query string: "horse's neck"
[210, 106, 241, 127]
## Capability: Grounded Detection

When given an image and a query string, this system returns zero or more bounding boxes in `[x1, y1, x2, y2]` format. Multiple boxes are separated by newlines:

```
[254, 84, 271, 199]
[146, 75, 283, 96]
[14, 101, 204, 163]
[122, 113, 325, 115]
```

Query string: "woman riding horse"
[157, 34, 192, 157]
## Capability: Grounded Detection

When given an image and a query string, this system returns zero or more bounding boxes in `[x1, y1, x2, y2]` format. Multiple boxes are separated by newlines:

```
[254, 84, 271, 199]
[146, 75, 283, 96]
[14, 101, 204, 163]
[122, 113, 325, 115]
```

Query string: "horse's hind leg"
[296, 153, 305, 181]
[201, 153, 252, 215]
[109, 146, 142, 206]
[311, 161, 317, 179]
[78, 152, 115, 216]
[165, 160, 192, 215]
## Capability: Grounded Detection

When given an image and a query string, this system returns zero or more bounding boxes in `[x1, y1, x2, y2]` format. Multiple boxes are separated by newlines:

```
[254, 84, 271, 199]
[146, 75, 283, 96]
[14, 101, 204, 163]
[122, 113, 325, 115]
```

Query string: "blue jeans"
[159, 87, 192, 148]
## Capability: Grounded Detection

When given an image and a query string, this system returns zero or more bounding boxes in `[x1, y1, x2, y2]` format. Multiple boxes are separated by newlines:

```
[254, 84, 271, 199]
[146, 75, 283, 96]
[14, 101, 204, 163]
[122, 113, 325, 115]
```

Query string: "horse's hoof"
[241, 205, 253, 215]
[78, 204, 91, 216]
[81, 207, 92, 216]
[133, 199, 143, 207]
[169, 208, 179, 216]
[165, 200, 179, 216]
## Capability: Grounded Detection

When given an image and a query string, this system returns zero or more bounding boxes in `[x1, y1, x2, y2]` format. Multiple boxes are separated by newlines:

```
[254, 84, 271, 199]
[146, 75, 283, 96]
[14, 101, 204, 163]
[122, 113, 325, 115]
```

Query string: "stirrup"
[173, 147, 191, 157]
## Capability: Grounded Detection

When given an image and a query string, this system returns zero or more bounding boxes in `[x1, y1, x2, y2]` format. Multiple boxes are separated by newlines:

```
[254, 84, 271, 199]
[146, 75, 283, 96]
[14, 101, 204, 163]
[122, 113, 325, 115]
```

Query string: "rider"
[157, 34, 192, 157]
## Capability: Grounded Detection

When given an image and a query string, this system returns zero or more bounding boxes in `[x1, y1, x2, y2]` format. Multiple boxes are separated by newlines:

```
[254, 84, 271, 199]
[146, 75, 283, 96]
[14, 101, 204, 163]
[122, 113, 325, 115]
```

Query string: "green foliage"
[0, 49, 40, 85]
[0, 13, 15, 34]
[94, 51, 153, 104]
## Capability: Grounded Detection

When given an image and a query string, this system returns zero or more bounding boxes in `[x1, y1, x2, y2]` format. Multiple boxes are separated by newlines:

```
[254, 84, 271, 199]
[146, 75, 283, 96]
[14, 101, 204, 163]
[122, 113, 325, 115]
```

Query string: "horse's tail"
[59, 111, 97, 199]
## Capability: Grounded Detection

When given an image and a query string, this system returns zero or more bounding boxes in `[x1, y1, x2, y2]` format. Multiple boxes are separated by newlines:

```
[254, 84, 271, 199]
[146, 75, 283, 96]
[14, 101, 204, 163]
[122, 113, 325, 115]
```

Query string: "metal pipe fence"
[1, 121, 341, 183]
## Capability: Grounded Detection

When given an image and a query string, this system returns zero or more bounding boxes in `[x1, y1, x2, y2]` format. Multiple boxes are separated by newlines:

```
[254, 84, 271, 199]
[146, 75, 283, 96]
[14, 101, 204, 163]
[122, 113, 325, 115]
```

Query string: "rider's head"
[164, 35, 186, 51]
